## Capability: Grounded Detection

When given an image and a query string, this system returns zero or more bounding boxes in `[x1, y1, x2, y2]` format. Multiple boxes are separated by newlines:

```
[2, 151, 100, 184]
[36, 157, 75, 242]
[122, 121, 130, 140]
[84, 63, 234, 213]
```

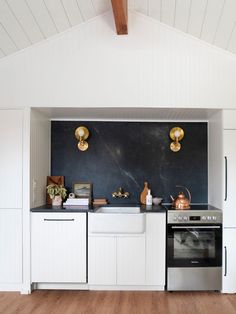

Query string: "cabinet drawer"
[31, 213, 87, 283]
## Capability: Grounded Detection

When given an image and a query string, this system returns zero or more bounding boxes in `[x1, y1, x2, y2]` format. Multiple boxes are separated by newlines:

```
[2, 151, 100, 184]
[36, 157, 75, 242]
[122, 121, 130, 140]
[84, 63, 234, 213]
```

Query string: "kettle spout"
[170, 195, 174, 201]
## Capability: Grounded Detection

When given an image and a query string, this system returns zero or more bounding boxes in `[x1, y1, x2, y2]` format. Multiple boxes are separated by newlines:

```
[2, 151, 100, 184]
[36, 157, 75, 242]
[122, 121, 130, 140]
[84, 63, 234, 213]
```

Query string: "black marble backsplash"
[51, 121, 208, 204]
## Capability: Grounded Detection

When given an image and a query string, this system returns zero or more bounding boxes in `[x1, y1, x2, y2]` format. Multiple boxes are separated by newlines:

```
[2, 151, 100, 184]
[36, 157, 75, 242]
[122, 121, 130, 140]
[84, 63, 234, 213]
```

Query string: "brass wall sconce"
[169, 127, 184, 152]
[75, 126, 89, 151]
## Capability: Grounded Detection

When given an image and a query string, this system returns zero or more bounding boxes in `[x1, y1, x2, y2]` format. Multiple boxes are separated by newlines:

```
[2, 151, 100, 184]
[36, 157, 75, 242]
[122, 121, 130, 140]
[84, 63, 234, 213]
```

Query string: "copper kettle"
[170, 185, 191, 210]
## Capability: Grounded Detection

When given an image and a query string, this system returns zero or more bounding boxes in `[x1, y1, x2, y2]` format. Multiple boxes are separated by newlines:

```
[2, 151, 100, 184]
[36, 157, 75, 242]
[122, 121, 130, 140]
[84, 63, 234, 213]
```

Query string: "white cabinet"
[88, 236, 116, 285]
[0, 210, 22, 284]
[0, 110, 23, 209]
[223, 130, 236, 226]
[31, 213, 87, 283]
[146, 213, 166, 285]
[222, 128, 236, 293]
[88, 234, 145, 286]
[117, 235, 145, 285]
[0, 109, 24, 291]
[223, 229, 236, 293]
[223, 110, 236, 129]
[88, 212, 166, 288]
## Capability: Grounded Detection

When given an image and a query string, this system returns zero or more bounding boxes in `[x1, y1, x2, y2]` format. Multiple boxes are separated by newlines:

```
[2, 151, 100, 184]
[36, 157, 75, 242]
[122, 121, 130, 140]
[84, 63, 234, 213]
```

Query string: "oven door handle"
[171, 226, 221, 229]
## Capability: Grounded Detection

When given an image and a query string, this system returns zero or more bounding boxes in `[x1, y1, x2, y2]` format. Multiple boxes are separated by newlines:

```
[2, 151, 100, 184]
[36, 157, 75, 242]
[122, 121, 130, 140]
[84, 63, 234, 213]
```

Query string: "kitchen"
[28, 111, 228, 292]
[0, 0, 236, 313]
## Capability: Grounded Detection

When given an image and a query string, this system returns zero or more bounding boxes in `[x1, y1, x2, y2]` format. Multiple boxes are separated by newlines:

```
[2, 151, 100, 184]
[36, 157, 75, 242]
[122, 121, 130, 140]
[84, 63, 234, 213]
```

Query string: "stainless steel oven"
[167, 208, 222, 291]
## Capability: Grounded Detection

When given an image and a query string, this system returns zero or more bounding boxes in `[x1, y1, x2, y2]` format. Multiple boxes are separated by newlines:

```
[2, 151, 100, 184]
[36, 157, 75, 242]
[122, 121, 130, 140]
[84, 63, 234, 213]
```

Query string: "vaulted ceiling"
[0, 0, 236, 59]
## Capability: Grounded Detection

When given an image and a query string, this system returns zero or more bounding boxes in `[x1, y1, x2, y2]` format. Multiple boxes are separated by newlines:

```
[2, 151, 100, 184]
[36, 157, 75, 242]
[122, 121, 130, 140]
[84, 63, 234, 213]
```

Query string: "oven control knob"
[178, 216, 183, 221]
[207, 216, 212, 221]
[173, 216, 177, 221]
[212, 216, 217, 221]
[183, 216, 188, 221]
[202, 216, 206, 221]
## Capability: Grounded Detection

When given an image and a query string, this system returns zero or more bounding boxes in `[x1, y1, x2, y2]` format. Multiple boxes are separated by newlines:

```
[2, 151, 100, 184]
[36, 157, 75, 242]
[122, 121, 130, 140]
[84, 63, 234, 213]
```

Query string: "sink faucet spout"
[112, 187, 129, 198]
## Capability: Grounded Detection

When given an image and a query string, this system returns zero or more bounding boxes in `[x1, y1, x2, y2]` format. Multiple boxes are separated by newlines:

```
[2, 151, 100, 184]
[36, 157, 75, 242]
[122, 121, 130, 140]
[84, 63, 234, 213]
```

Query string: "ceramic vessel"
[52, 195, 62, 207]
[152, 197, 163, 205]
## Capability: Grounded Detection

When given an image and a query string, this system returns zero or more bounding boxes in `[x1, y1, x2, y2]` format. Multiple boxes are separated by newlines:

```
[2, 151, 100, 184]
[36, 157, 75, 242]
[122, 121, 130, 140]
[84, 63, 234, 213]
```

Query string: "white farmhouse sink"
[89, 207, 145, 234]
[96, 206, 140, 214]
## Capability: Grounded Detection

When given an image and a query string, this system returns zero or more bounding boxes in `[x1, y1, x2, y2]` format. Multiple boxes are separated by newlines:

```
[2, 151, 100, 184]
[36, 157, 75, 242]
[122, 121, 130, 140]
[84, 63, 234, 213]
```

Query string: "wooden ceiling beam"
[111, 0, 128, 35]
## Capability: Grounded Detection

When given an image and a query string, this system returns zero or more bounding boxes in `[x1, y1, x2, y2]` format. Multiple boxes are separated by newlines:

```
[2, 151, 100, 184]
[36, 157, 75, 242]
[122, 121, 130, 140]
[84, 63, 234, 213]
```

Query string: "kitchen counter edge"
[30, 204, 167, 213]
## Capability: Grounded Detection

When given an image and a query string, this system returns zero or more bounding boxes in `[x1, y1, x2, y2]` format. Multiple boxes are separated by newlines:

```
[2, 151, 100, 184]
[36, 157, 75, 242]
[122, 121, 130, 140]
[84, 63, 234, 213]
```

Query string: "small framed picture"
[73, 182, 92, 201]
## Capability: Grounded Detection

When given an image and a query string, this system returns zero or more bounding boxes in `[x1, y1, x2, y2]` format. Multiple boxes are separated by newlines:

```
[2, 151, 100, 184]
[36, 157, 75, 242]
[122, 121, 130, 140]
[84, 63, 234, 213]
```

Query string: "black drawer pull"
[224, 156, 227, 201]
[44, 218, 75, 222]
[224, 246, 227, 277]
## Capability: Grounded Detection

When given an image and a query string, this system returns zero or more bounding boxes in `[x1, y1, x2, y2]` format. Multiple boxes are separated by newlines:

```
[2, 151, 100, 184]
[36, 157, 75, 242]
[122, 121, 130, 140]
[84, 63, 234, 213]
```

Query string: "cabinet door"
[224, 130, 236, 227]
[146, 213, 166, 286]
[0, 210, 22, 284]
[0, 110, 23, 209]
[116, 235, 145, 285]
[31, 213, 86, 283]
[88, 236, 116, 285]
[222, 228, 236, 293]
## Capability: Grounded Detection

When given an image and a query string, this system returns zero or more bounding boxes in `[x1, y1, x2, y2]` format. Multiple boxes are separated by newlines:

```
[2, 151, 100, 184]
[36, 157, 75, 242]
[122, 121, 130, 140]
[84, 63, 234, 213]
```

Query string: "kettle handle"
[176, 185, 191, 204]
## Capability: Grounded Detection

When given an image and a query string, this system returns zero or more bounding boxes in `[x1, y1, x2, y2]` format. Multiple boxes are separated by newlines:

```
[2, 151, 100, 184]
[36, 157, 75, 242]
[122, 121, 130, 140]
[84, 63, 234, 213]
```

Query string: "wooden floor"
[0, 290, 236, 314]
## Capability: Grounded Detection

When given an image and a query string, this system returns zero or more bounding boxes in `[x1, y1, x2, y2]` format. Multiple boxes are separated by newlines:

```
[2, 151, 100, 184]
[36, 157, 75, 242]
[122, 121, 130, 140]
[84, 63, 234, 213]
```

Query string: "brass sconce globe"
[169, 127, 184, 152]
[75, 126, 89, 151]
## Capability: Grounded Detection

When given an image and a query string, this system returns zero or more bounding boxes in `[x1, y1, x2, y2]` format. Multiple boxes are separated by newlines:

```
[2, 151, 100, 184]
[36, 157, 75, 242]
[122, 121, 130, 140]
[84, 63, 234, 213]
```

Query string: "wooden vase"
[140, 182, 149, 205]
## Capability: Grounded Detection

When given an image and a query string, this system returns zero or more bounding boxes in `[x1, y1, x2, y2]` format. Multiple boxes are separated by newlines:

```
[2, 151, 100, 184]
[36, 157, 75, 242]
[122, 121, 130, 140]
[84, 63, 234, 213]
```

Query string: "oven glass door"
[167, 224, 222, 267]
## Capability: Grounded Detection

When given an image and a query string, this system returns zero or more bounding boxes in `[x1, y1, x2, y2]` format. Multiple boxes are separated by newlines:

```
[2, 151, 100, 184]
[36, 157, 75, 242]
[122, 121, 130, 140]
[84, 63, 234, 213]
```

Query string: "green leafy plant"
[46, 184, 67, 200]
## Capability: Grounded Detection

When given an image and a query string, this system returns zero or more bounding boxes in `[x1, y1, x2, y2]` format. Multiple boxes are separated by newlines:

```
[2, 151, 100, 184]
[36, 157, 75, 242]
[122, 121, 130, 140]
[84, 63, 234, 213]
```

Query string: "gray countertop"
[30, 203, 222, 213]
[30, 204, 167, 213]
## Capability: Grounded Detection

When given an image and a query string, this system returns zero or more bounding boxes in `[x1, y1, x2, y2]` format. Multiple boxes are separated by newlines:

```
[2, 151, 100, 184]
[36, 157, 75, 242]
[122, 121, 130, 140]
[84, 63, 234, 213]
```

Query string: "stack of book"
[63, 198, 89, 207]
[92, 198, 108, 206]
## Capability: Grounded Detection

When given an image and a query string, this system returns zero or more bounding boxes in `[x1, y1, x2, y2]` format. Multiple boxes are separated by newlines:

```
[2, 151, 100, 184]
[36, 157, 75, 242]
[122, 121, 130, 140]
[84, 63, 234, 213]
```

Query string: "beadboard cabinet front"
[88, 236, 116, 285]
[0, 110, 23, 209]
[0, 210, 22, 284]
[223, 228, 236, 293]
[31, 213, 87, 283]
[116, 235, 146, 285]
[0, 109, 24, 290]
[88, 212, 166, 289]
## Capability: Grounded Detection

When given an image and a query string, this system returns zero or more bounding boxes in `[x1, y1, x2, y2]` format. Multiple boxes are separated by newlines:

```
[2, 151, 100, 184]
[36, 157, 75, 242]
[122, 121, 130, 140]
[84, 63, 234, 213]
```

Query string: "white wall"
[208, 110, 223, 208]
[30, 109, 51, 208]
[0, 12, 236, 109]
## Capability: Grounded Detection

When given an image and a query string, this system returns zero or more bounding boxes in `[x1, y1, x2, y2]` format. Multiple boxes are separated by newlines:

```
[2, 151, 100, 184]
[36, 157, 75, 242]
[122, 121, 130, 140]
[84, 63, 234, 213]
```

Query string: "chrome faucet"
[112, 187, 129, 198]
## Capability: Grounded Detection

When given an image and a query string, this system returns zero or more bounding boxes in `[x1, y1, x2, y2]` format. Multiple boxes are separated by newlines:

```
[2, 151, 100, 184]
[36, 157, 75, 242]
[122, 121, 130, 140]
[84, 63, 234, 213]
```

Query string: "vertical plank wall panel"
[0, 110, 23, 208]
[0, 109, 23, 289]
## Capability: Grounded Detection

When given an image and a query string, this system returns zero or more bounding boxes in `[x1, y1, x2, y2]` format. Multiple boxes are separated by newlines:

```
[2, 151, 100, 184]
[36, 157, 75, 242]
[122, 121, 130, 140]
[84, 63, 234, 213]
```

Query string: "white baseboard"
[0, 283, 22, 292]
[88, 285, 165, 291]
[31, 283, 165, 292]
[221, 289, 236, 294]
[34, 283, 89, 290]
[21, 287, 32, 294]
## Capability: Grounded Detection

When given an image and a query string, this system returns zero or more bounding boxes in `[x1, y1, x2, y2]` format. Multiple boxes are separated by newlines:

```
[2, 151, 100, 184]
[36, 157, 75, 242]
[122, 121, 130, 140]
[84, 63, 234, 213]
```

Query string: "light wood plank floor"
[0, 291, 236, 314]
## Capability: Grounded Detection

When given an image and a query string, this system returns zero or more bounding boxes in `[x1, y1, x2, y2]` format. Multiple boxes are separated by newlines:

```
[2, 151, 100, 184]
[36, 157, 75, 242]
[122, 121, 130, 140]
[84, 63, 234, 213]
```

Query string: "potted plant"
[46, 184, 67, 207]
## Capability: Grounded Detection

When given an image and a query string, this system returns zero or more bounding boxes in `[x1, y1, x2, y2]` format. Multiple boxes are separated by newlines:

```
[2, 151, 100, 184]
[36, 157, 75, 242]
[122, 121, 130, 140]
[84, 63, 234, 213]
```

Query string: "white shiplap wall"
[208, 110, 223, 209]
[0, 0, 111, 58]
[134, 0, 236, 54]
[30, 109, 51, 208]
[0, 12, 236, 109]
[0, 0, 236, 58]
